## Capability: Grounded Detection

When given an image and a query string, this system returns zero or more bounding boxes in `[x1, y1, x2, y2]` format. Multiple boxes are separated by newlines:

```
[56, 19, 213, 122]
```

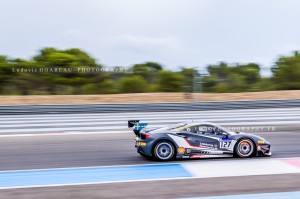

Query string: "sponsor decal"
[137, 142, 147, 146]
[177, 147, 185, 154]
[199, 142, 213, 148]
[258, 140, 265, 144]
[133, 123, 148, 131]
[191, 154, 202, 158]
[221, 138, 233, 141]
[220, 141, 232, 149]
[182, 156, 190, 158]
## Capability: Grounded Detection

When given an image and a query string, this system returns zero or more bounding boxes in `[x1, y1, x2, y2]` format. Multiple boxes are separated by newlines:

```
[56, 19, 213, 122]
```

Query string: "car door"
[176, 125, 198, 146]
[180, 124, 220, 149]
[199, 125, 235, 153]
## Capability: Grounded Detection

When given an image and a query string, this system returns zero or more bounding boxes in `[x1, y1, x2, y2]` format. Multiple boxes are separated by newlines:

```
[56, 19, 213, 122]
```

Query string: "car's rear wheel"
[153, 141, 175, 161]
[234, 139, 255, 158]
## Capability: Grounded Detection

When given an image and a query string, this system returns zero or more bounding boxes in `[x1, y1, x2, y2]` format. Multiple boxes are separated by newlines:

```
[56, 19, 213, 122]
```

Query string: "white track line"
[1, 157, 300, 190]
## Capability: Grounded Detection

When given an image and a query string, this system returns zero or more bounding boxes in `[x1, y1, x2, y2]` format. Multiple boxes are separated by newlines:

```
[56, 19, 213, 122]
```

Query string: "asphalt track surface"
[1, 107, 300, 198]
[1, 131, 300, 198]
[0, 131, 300, 171]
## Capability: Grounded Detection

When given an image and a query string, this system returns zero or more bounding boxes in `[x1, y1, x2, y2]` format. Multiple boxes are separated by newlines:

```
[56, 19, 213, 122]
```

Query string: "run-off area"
[1, 157, 300, 189]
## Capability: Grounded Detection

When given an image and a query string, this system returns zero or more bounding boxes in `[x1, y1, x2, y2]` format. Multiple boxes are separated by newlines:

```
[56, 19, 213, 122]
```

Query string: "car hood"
[234, 132, 268, 142]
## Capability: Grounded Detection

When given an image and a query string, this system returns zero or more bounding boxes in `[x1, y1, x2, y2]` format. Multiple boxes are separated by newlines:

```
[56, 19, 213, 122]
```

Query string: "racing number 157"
[220, 142, 231, 149]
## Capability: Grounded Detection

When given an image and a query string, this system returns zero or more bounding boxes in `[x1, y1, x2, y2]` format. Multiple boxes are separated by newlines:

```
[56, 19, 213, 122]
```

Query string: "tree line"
[0, 48, 299, 95]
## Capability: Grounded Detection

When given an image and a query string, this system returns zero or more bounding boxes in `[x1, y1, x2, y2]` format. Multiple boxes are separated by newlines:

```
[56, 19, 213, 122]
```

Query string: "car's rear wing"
[128, 120, 140, 128]
[128, 120, 148, 136]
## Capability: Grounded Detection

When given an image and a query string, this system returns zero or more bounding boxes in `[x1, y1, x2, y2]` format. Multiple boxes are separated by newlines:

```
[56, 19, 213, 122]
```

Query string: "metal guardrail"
[0, 99, 299, 115]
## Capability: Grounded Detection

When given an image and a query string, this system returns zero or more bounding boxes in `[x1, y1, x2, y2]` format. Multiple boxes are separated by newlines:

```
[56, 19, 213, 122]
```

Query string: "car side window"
[184, 125, 212, 134]
[199, 125, 226, 136]
[197, 125, 215, 134]
[183, 124, 224, 135]
[183, 126, 197, 133]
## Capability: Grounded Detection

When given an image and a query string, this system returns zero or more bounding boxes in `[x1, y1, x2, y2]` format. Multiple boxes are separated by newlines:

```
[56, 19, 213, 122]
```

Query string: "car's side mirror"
[221, 132, 228, 138]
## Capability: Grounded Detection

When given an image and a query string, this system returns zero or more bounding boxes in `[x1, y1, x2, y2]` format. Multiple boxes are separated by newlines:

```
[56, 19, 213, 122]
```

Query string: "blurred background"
[0, 0, 299, 97]
[1, 1, 300, 199]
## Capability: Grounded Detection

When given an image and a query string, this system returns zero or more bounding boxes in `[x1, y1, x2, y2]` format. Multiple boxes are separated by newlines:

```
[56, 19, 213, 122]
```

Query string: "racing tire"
[234, 138, 255, 158]
[153, 140, 175, 161]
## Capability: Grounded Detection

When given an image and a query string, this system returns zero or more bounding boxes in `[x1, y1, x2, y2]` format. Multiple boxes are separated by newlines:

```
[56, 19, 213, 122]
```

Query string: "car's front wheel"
[153, 140, 175, 161]
[234, 139, 255, 158]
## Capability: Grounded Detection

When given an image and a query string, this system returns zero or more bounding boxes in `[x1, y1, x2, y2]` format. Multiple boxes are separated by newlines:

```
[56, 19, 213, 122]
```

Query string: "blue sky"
[1, 0, 300, 76]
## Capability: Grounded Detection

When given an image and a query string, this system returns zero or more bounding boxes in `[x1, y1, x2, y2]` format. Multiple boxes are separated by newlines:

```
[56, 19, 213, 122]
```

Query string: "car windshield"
[166, 123, 187, 130]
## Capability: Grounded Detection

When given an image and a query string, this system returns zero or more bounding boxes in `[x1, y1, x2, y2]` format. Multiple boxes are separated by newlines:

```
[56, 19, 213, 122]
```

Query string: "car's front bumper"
[257, 143, 272, 156]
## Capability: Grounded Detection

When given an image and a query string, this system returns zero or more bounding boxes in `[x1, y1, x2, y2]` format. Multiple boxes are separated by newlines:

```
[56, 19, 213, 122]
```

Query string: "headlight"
[258, 140, 265, 144]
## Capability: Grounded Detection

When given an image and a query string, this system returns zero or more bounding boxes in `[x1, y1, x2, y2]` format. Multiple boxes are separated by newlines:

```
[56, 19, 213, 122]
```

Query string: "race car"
[128, 120, 271, 161]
